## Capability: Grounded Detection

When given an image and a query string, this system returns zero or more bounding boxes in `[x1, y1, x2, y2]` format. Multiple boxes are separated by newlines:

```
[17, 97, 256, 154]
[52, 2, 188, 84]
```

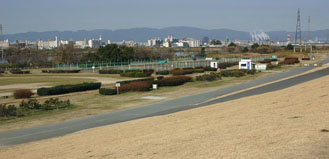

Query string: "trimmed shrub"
[156, 71, 170, 75]
[172, 69, 194, 76]
[204, 67, 217, 71]
[221, 70, 246, 78]
[157, 76, 164, 80]
[302, 57, 310, 60]
[19, 98, 70, 110]
[37, 82, 101, 96]
[42, 70, 80, 73]
[19, 99, 42, 109]
[193, 69, 205, 73]
[279, 58, 300, 65]
[119, 77, 154, 85]
[0, 104, 17, 117]
[99, 88, 117, 95]
[120, 81, 153, 93]
[10, 70, 30, 74]
[267, 64, 281, 70]
[196, 72, 221, 81]
[99, 70, 123, 74]
[246, 69, 256, 75]
[120, 71, 151, 77]
[121, 72, 149, 77]
[155, 76, 192, 87]
[182, 67, 193, 70]
[42, 98, 71, 110]
[13, 89, 34, 99]
[218, 62, 239, 69]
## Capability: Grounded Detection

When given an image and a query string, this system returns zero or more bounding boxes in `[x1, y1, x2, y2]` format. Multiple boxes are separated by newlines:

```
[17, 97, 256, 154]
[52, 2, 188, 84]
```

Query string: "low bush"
[42, 98, 71, 110]
[279, 58, 300, 65]
[246, 69, 256, 75]
[172, 69, 194, 76]
[221, 69, 246, 78]
[20, 98, 71, 110]
[302, 57, 310, 60]
[196, 72, 221, 81]
[218, 62, 239, 69]
[19, 99, 42, 109]
[260, 59, 273, 64]
[10, 70, 30, 74]
[157, 76, 164, 80]
[0, 70, 4, 74]
[119, 77, 154, 85]
[156, 70, 170, 75]
[37, 82, 101, 96]
[193, 69, 205, 73]
[42, 70, 81, 73]
[155, 75, 192, 87]
[120, 81, 153, 93]
[120, 71, 151, 77]
[267, 64, 281, 70]
[204, 67, 217, 71]
[13, 89, 34, 99]
[99, 70, 123, 74]
[99, 88, 117, 95]
[0, 104, 18, 117]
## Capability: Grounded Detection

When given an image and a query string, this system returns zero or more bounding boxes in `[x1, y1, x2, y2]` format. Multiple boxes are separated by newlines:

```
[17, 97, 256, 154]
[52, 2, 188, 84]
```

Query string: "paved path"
[0, 58, 329, 147]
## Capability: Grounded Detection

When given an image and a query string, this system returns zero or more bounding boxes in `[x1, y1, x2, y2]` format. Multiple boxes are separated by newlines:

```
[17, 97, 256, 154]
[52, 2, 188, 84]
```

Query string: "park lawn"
[0, 76, 97, 86]
[0, 62, 307, 133]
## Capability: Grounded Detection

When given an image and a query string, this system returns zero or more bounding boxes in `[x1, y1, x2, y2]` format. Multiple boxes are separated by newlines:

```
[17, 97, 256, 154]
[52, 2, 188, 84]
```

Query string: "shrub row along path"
[0, 57, 329, 146]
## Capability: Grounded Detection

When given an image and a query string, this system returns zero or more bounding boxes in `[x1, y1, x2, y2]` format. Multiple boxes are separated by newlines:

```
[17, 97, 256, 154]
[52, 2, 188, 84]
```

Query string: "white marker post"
[92, 66, 95, 73]
[116, 83, 120, 95]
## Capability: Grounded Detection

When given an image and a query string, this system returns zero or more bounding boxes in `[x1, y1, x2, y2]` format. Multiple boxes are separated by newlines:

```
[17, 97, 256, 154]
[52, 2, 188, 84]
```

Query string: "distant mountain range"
[3, 26, 329, 43]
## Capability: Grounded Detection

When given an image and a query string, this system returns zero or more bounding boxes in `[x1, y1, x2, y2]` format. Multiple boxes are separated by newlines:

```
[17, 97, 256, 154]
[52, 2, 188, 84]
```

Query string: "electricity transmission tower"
[295, 8, 302, 45]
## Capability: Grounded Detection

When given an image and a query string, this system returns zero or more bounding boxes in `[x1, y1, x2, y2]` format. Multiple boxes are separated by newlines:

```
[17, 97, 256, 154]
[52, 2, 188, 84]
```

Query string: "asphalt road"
[0, 58, 329, 147]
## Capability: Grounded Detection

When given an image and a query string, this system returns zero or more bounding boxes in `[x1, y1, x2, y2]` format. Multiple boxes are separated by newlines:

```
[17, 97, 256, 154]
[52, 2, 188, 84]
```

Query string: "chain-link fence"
[52, 56, 272, 72]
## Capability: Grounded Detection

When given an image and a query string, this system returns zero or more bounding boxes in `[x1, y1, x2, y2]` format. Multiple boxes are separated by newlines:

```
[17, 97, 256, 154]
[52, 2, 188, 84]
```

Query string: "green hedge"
[37, 82, 101, 96]
[42, 70, 81, 73]
[120, 72, 151, 77]
[154, 76, 192, 86]
[10, 70, 30, 74]
[99, 70, 123, 74]
[99, 88, 117, 95]
[196, 72, 221, 81]
[193, 69, 205, 73]
[204, 67, 217, 71]
[156, 70, 170, 75]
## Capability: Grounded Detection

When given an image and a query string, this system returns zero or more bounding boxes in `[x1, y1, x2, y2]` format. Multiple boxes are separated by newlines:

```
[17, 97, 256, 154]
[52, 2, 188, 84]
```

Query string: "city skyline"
[1, 0, 329, 34]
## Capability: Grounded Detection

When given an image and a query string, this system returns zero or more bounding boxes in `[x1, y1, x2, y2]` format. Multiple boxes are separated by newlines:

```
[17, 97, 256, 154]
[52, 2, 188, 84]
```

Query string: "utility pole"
[0, 24, 3, 62]
[295, 8, 302, 45]
[307, 16, 311, 43]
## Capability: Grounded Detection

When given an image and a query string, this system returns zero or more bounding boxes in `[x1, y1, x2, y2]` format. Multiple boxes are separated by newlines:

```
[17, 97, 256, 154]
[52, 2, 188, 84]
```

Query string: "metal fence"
[52, 56, 272, 72]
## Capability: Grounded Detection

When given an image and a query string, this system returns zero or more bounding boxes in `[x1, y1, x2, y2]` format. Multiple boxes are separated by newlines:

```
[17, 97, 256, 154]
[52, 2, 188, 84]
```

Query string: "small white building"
[239, 58, 255, 70]
[255, 64, 268, 71]
[210, 62, 218, 68]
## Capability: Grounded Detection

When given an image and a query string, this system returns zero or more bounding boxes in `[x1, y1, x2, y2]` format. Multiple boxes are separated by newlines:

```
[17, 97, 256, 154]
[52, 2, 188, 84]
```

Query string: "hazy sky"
[1, 0, 329, 34]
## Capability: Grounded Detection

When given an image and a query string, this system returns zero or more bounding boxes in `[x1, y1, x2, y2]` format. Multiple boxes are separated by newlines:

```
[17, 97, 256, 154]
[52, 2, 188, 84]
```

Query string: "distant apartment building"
[148, 38, 163, 47]
[37, 36, 59, 49]
[0, 39, 10, 49]
[88, 36, 102, 48]
[182, 38, 201, 47]
[75, 39, 89, 49]
[164, 35, 179, 44]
